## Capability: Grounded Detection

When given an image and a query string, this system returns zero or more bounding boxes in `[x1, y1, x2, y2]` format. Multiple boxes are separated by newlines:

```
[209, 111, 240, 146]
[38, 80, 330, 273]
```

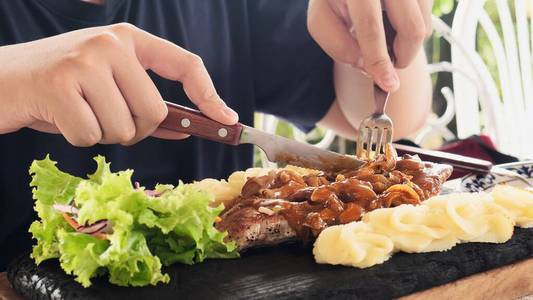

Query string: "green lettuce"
[28, 156, 82, 264]
[29, 155, 238, 287]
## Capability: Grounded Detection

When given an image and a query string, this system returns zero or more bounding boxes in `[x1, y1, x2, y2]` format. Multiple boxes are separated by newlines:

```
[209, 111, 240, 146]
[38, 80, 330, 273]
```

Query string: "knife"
[160, 101, 367, 172]
[393, 143, 493, 172]
[394, 143, 532, 186]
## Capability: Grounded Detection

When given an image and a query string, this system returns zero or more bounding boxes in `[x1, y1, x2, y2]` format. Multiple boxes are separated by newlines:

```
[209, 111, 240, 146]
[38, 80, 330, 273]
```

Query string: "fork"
[355, 13, 396, 160]
[356, 85, 393, 159]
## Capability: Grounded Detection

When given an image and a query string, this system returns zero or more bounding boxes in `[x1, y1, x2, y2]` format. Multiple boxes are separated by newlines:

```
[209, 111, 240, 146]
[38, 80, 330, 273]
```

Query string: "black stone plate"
[8, 228, 533, 300]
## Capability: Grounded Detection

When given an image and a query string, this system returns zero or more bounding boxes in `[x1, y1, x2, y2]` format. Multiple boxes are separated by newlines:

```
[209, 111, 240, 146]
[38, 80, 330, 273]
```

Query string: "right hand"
[0, 23, 238, 146]
[307, 0, 432, 92]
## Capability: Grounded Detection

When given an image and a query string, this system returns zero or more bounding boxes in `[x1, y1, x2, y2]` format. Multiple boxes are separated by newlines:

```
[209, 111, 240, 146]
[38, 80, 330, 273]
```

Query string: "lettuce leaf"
[29, 155, 238, 287]
[139, 184, 238, 265]
[29, 156, 82, 263]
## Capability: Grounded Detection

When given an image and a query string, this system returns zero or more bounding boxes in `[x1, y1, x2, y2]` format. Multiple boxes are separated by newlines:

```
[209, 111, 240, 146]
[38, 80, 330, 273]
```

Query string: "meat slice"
[216, 199, 297, 251]
[216, 152, 453, 252]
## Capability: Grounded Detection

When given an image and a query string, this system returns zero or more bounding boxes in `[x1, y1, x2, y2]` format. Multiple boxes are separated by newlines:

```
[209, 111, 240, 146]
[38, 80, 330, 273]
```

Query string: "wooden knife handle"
[160, 101, 243, 145]
[393, 143, 494, 172]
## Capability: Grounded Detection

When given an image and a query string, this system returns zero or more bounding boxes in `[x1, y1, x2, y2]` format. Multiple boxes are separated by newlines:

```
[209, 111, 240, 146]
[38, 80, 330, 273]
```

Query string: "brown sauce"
[231, 145, 451, 239]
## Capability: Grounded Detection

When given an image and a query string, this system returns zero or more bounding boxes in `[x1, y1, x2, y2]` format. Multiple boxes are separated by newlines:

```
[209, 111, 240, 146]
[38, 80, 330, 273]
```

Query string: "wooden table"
[0, 272, 23, 300]
[402, 258, 533, 300]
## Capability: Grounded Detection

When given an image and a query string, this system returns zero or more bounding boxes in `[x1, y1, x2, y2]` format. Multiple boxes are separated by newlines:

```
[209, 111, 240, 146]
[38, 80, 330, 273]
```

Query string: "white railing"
[450, 0, 533, 158]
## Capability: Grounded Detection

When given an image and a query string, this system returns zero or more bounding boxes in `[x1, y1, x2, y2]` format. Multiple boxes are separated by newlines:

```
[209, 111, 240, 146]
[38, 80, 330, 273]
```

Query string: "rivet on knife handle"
[160, 101, 243, 145]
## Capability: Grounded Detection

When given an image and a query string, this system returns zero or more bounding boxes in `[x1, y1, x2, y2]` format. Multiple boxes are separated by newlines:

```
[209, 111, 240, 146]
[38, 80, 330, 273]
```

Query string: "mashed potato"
[313, 222, 394, 268]
[491, 184, 533, 228]
[423, 193, 514, 243]
[313, 185, 530, 269]
[362, 204, 459, 253]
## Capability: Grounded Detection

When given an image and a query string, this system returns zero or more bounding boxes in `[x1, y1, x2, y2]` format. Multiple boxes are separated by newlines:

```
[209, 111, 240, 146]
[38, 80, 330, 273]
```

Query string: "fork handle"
[373, 84, 389, 114]
[373, 12, 396, 114]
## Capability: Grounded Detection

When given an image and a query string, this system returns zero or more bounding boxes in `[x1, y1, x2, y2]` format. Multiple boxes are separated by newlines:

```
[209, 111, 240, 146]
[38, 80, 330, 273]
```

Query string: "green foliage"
[275, 120, 294, 139]
[433, 0, 455, 16]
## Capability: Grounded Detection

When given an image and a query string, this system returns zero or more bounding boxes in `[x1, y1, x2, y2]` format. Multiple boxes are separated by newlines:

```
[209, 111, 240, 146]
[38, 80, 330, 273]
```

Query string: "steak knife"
[159, 101, 366, 172]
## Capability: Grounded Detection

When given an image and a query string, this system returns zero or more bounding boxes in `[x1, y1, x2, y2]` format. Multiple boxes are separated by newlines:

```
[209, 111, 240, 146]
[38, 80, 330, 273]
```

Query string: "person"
[0, 0, 432, 270]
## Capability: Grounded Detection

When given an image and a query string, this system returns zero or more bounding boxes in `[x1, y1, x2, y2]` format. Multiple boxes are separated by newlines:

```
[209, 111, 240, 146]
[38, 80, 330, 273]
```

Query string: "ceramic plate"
[460, 161, 533, 192]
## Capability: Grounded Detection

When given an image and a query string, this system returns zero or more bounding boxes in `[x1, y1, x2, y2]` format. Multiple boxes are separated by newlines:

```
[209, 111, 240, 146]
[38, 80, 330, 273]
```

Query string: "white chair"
[440, 0, 533, 159]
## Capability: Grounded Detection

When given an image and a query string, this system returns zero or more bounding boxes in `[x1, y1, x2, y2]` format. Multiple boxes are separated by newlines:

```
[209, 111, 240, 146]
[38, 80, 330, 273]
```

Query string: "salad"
[28, 155, 238, 287]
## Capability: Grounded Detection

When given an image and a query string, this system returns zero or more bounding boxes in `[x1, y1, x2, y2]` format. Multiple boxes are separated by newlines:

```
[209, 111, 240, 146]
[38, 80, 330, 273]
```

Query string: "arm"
[319, 49, 431, 140]
[0, 23, 237, 146]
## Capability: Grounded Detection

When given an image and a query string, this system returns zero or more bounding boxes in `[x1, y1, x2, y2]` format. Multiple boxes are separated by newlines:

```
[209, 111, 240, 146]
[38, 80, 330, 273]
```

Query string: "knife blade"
[160, 101, 366, 172]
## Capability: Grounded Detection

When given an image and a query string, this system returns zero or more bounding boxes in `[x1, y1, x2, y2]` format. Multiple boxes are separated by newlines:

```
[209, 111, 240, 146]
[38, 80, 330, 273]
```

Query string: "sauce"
[232, 147, 451, 239]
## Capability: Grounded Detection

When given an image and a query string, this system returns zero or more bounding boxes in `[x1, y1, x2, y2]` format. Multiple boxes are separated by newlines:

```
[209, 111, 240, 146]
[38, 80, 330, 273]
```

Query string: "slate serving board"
[7, 228, 533, 300]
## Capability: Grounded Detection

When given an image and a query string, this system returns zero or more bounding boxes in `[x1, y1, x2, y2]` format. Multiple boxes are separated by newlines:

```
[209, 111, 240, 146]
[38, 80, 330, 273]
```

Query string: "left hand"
[307, 0, 433, 92]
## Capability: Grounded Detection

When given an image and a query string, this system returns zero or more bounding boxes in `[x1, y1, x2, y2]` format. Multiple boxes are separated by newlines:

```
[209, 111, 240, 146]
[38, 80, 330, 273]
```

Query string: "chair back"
[450, 0, 533, 158]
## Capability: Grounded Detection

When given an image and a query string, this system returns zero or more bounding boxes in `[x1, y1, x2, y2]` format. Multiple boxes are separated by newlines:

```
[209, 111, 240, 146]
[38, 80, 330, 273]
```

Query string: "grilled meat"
[216, 146, 453, 251]
[217, 198, 297, 251]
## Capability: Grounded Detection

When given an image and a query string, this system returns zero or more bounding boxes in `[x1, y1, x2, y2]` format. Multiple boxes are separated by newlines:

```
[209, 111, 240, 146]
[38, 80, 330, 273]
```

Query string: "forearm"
[319, 49, 432, 141]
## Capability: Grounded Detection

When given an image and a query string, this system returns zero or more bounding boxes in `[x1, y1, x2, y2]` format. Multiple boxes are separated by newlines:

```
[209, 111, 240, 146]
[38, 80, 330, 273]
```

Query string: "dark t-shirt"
[0, 0, 334, 269]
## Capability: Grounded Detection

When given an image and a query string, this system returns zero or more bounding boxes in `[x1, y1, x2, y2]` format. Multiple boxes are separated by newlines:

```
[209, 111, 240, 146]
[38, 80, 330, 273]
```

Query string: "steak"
[216, 147, 453, 251]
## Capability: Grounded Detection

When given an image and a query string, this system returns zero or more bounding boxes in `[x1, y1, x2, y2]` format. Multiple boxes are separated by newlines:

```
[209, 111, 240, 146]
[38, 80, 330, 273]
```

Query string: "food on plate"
[314, 185, 529, 269]
[313, 222, 394, 268]
[361, 204, 458, 253]
[215, 144, 453, 250]
[491, 184, 533, 228]
[188, 165, 319, 207]
[28, 156, 238, 287]
[26, 149, 532, 288]
[422, 193, 513, 243]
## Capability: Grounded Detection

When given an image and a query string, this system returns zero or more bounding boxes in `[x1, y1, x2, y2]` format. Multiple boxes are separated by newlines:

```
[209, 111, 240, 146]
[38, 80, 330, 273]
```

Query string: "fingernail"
[223, 106, 238, 121]
[381, 72, 400, 91]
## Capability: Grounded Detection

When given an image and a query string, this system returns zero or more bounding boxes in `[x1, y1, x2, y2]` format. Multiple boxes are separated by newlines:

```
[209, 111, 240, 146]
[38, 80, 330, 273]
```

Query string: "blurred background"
[254, 0, 533, 167]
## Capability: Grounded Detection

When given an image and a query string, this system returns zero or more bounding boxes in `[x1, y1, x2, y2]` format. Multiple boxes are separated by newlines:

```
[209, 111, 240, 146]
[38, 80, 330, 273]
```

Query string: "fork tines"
[356, 85, 394, 160]
[356, 122, 393, 160]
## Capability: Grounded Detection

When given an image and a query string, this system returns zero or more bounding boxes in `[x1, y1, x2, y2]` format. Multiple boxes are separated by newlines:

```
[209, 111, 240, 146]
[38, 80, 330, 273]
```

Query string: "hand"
[0, 23, 238, 146]
[308, 0, 433, 92]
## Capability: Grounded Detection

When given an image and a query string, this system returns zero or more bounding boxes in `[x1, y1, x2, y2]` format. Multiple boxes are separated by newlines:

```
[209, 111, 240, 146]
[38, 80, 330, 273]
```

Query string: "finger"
[418, 0, 434, 37]
[112, 53, 168, 145]
[51, 92, 102, 147]
[28, 121, 60, 134]
[81, 69, 137, 144]
[179, 58, 239, 125]
[307, 0, 362, 67]
[384, 0, 427, 68]
[346, 0, 399, 91]
[132, 30, 238, 125]
[151, 128, 190, 140]
[327, 0, 351, 26]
